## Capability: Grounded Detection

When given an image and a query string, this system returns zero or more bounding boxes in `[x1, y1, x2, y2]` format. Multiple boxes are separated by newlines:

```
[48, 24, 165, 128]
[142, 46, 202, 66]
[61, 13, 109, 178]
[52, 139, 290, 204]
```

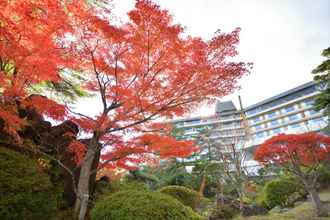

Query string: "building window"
[184, 119, 201, 125]
[288, 114, 299, 121]
[183, 135, 192, 140]
[255, 132, 264, 139]
[284, 105, 295, 113]
[246, 109, 258, 116]
[267, 111, 277, 119]
[272, 127, 281, 134]
[308, 117, 325, 126]
[304, 99, 314, 106]
[185, 128, 194, 133]
[307, 109, 318, 115]
[254, 124, 263, 130]
[289, 123, 301, 129]
[253, 117, 261, 123]
[195, 127, 205, 132]
[270, 120, 279, 126]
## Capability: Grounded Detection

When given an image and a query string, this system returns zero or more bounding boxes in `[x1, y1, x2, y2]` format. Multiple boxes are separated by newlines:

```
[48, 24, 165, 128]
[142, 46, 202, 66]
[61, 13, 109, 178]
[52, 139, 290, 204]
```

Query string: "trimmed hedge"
[90, 190, 203, 220]
[158, 185, 201, 210]
[0, 147, 56, 220]
[93, 179, 148, 202]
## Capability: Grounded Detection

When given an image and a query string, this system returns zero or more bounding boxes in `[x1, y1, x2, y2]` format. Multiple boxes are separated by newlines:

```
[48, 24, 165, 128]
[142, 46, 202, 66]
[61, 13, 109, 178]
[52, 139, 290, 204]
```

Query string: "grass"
[234, 189, 330, 220]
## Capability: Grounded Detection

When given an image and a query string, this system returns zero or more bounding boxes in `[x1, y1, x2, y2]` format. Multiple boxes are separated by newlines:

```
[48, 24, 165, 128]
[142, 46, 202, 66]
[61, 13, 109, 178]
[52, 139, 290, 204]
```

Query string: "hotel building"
[171, 81, 328, 173]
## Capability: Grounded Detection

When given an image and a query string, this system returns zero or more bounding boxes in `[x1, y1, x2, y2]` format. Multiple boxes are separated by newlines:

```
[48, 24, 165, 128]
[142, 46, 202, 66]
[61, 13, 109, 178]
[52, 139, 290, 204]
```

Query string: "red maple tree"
[1, 0, 251, 219]
[255, 132, 330, 216]
[67, 1, 251, 218]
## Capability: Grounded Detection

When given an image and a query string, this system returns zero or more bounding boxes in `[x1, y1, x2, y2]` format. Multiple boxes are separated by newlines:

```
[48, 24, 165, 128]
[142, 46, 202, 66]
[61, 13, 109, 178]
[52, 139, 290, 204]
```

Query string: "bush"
[93, 178, 149, 206]
[241, 204, 268, 216]
[118, 179, 149, 191]
[209, 204, 236, 220]
[317, 165, 330, 188]
[90, 190, 203, 220]
[94, 178, 148, 198]
[0, 147, 57, 220]
[259, 176, 304, 209]
[158, 185, 201, 210]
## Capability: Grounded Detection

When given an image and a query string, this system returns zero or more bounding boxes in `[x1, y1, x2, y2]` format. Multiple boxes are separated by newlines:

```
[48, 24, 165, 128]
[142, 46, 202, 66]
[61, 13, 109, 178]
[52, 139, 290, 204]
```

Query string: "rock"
[280, 208, 290, 213]
[269, 206, 282, 214]
[242, 204, 268, 216]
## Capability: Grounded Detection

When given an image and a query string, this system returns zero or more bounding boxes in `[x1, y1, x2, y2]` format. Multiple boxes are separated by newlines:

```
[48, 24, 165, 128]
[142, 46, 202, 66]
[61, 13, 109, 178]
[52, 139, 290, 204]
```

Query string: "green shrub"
[118, 179, 148, 191]
[317, 165, 330, 187]
[94, 179, 148, 199]
[209, 204, 236, 220]
[259, 176, 304, 209]
[90, 190, 204, 220]
[0, 147, 57, 220]
[159, 185, 202, 210]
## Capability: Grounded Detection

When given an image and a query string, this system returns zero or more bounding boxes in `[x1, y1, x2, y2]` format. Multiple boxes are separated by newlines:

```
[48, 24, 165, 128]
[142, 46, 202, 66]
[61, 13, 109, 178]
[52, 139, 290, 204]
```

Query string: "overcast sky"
[112, 0, 330, 116]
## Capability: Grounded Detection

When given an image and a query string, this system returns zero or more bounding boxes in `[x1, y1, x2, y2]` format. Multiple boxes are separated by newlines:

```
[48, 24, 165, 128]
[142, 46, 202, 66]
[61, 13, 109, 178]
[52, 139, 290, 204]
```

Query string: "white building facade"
[171, 81, 328, 174]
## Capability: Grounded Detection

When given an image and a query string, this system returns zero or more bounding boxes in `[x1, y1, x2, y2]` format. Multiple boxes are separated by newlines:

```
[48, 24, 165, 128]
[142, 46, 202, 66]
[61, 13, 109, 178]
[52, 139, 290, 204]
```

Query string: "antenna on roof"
[238, 95, 244, 111]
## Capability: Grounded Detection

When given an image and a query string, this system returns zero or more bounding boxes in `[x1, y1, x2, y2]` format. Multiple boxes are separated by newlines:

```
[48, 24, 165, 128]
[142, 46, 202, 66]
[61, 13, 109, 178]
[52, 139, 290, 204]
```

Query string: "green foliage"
[191, 161, 223, 198]
[317, 164, 330, 187]
[27, 70, 90, 103]
[123, 170, 159, 188]
[258, 176, 304, 209]
[159, 185, 202, 210]
[90, 190, 204, 220]
[142, 162, 195, 190]
[93, 178, 148, 203]
[117, 179, 149, 192]
[0, 147, 57, 220]
[312, 46, 330, 133]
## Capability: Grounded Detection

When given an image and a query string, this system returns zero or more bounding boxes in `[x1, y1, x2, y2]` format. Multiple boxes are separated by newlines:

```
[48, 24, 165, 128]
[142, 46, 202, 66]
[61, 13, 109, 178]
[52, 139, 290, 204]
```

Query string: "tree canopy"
[312, 47, 330, 132]
[0, 1, 251, 218]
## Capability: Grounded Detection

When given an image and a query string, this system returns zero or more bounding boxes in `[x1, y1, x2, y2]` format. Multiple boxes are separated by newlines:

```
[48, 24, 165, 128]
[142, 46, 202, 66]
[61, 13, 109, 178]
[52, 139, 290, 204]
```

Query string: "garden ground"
[234, 189, 330, 220]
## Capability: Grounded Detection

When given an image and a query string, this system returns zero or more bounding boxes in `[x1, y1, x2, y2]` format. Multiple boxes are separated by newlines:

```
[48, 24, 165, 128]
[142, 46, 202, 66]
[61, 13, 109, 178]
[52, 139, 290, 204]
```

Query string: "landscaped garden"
[0, 0, 329, 219]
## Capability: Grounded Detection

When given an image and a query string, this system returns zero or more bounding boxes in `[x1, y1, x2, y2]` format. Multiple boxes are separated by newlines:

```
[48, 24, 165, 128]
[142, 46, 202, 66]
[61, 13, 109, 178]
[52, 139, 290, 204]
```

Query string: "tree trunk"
[219, 182, 224, 206]
[308, 187, 328, 217]
[238, 184, 245, 211]
[238, 192, 244, 211]
[199, 174, 206, 196]
[216, 182, 224, 211]
[74, 139, 97, 220]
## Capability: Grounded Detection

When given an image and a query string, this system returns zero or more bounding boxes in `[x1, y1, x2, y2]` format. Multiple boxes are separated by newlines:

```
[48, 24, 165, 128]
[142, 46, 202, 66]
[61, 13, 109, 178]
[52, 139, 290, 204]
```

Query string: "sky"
[111, 0, 330, 117]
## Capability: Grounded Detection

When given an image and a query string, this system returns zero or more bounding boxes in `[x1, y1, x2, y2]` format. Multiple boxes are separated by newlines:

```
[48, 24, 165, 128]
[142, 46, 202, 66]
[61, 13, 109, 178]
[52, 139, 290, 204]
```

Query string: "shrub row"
[90, 190, 203, 220]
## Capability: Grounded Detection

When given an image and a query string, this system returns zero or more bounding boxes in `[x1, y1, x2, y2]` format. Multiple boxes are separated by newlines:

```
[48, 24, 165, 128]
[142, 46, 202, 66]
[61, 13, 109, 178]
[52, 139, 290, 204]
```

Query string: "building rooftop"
[245, 81, 316, 111]
[215, 101, 237, 114]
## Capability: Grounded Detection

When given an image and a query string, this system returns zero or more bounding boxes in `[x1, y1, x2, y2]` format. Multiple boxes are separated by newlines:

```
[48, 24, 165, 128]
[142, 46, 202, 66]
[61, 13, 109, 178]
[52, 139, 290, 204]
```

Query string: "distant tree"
[255, 132, 330, 217]
[178, 121, 250, 210]
[312, 47, 330, 133]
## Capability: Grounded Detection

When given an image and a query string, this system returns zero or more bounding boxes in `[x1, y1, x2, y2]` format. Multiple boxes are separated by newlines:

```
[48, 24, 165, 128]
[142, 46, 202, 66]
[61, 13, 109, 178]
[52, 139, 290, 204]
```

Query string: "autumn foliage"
[255, 132, 330, 216]
[66, 0, 251, 169]
[1, 1, 251, 218]
[0, 0, 87, 140]
[254, 132, 330, 166]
